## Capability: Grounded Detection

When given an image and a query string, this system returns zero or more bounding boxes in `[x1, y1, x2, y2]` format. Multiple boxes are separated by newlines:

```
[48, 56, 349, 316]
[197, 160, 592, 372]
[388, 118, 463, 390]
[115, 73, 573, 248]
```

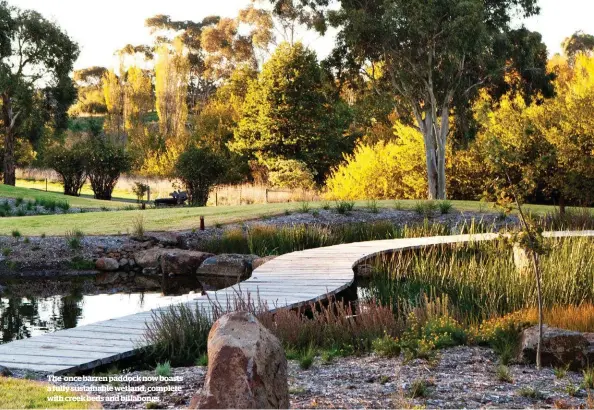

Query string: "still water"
[0, 291, 204, 343]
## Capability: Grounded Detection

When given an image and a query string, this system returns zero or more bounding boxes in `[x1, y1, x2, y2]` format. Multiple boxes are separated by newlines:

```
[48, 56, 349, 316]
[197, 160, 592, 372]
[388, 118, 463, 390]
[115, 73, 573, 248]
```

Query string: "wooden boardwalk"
[0, 230, 592, 374]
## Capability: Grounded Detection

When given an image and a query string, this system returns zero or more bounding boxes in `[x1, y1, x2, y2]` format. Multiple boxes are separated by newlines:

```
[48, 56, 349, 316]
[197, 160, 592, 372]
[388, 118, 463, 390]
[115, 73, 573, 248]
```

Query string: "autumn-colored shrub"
[325, 122, 426, 200]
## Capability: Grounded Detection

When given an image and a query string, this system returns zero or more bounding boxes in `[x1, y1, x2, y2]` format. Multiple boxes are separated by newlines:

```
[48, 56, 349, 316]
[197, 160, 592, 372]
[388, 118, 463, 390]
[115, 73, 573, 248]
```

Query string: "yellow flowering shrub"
[325, 122, 426, 200]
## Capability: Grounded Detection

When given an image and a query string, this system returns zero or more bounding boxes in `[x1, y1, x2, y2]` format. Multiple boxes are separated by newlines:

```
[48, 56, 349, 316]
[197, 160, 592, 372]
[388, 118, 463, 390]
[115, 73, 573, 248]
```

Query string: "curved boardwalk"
[0, 230, 592, 374]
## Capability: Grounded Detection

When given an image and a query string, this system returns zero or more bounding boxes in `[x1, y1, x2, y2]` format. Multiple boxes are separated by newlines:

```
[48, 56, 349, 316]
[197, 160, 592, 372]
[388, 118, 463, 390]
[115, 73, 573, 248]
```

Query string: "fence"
[16, 168, 321, 205]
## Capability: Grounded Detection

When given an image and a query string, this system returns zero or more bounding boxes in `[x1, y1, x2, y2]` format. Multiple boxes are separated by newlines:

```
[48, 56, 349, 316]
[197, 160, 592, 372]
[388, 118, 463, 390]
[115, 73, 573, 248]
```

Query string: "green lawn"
[0, 184, 129, 209]
[0, 377, 99, 409]
[16, 179, 138, 202]
[0, 198, 570, 237]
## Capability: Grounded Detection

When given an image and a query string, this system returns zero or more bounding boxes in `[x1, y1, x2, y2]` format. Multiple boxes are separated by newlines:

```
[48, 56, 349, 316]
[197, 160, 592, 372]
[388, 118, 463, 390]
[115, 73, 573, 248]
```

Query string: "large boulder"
[133, 248, 167, 269]
[196, 254, 259, 278]
[190, 311, 288, 409]
[161, 250, 214, 276]
[95, 257, 119, 272]
[134, 248, 213, 275]
[520, 325, 590, 369]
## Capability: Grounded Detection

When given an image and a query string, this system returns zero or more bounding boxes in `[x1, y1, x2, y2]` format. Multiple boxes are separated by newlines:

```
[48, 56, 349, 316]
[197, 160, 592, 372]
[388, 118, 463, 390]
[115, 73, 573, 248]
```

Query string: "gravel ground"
[29, 346, 590, 409]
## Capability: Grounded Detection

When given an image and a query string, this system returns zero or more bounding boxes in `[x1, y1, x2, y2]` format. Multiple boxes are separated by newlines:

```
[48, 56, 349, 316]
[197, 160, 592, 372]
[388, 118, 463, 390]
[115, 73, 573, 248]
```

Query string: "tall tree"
[562, 31, 594, 61]
[124, 66, 153, 139]
[102, 70, 125, 140]
[230, 42, 352, 183]
[70, 66, 108, 115]
[145, 14, 219, 110]
[299, 0, 551, 199]
[155, 39, 190, 142]
[0, 2, 79, 185]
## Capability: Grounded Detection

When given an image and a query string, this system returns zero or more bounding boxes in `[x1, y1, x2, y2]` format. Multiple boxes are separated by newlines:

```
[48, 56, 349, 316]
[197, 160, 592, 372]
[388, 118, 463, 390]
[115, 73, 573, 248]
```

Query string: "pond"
[0, 271, 241, 344]
[0, 291, 207, 343]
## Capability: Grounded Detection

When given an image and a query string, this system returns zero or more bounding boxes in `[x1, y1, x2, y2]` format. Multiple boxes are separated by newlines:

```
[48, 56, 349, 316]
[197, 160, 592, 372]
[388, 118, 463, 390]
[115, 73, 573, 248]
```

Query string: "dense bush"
[266, 158, 316, 190]
[175, 146, 226, 206]
[84, 138, 132, 200]
[326, 123, 426, 200]
[45, 143, 87, 196]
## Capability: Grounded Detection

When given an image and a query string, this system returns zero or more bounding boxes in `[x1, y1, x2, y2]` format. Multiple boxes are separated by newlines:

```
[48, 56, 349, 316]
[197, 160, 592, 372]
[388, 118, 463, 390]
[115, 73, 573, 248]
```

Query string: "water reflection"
[0, 291, 204, 343]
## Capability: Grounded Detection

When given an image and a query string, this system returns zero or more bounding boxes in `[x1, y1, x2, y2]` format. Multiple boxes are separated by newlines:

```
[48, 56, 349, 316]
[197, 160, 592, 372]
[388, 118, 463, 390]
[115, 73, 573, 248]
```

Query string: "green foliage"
[553, 365, 569, 379]
[132, 182, 150, 203]
[414, 201, 438, 217]
[155, 361, 172, 377]
[231, 42, 353, 184]
[2, 247, 11, 257]
[517, 386, 544, 399]
[583, 368, 594, 389]
[437, 201, 453, 215]
[297, 345, 316, 370]
[0, 2, 79, 185]
[496, 365, 513, 383]
[175, 146, 227, 206]
[65, 229, 84, 250]
[298, 201, 310, 214]
[69, 256, 95, 270]
[195, 354, 208, 367]
[408, 379, 430, 398]
[368, 237, 594, 328]
[45, 142, 87, 196]
[367, 199, 379, 214]
[372, 334, 401, 358]
[83, 138, 132, 200]
[11, 230, 20, 239]
[143, 304, 212, 367]
[335, 200, 355, 215]
[266, 158, 317, 190]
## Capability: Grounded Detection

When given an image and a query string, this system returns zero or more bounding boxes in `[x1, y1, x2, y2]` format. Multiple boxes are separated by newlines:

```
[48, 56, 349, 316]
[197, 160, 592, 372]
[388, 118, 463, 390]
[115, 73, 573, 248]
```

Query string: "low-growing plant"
[414, 201, 438, 217]
[298, 201, 310, 214]
[437, 200, 453, 215]
[321, 201, 331, 210]
[23, 237, 30, 244]
[2, 247, 11, 257]
[372, 333, 401, 358]
[155, 361, 172, 377]
[143, 304, 212, 366]
[11, 230, 20, 239]
[65, 229, 84, 250]
[394, 201, 404, 211]
[408, 379, 430, 398]
[195, 354, 208, 367]
[132, 214, 145, 238]
[496, 364, 513, 383]
[335, 200, 355, 215]
[564, 383, 580, 397]
[367, 199, 380, 214]
[517, 386, 544, 399]
[284, 209, 291, 216]
[15, 209, 25, 217]
[553, 365, 569, 379]
[583, 367, 594, 389]
[14, 197, 23, 207]
[40, 233, 46, 239]
[298, 345, 315, 370]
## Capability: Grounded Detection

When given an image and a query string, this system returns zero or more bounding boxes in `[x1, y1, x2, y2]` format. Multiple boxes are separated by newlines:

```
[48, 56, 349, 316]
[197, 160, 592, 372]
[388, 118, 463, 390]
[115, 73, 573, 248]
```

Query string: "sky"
[11, 0, 594, 71]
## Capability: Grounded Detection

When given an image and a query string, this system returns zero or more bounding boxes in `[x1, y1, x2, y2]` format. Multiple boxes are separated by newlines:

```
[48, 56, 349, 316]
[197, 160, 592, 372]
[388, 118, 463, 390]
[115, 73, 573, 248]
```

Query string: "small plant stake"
[200, 216, 205, 231]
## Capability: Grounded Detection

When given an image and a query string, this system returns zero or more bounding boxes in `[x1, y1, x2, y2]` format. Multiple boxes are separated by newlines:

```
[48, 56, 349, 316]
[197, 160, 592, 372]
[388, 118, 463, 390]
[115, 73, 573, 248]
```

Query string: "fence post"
[147, 186, 151, 203]
[45, 178, 48, 192]
[265, 188, 268, 204]
[200, 216, 205, 231]
[215, 189, 218, 207]
[239, 186, 242, 205]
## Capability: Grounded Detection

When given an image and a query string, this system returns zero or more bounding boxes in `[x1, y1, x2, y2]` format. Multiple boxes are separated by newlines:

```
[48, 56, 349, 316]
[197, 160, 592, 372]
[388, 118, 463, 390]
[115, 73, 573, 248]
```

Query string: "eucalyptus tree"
[282, 0, 552, 199]
[0, 1, 79, 185]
